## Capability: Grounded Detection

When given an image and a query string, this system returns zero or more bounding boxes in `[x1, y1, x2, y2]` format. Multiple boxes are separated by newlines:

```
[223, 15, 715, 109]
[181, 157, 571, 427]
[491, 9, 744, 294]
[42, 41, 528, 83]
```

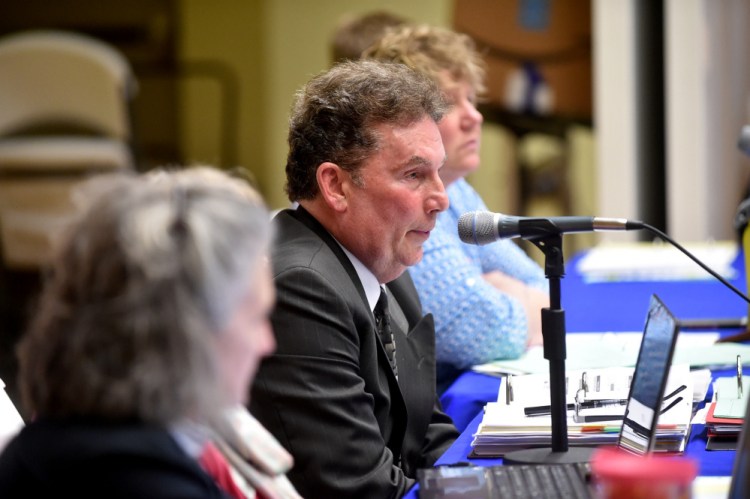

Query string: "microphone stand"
[503, 232, 595, 464]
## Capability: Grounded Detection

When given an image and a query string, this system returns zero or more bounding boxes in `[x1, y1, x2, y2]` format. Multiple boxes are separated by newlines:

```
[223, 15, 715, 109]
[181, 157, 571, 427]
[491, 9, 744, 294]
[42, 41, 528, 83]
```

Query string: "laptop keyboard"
[418, 461, 593, 499]
[488, 462, 592, 499]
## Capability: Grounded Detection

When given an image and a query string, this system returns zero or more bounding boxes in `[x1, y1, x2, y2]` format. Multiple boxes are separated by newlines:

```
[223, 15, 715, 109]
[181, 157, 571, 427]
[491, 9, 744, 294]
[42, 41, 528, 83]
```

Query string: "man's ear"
[316, 162, 349, 212]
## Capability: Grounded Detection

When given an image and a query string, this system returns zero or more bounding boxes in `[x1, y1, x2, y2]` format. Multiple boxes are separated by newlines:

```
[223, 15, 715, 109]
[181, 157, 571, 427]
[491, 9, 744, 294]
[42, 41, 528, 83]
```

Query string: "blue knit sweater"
[410, 179, 548, 382]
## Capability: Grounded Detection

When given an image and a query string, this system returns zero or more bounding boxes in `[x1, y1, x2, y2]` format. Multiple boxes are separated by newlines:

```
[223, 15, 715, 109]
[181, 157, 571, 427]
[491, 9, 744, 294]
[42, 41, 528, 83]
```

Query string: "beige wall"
[179, 0, 451, 209]
[178, 0, 266, 188]
[175, 0, 595, 253]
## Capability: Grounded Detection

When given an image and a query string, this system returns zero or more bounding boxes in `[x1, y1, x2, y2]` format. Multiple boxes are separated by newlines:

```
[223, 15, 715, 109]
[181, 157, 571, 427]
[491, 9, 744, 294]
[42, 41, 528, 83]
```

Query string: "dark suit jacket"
[0, 418, 231, 499]
[250, 207, 458, 499]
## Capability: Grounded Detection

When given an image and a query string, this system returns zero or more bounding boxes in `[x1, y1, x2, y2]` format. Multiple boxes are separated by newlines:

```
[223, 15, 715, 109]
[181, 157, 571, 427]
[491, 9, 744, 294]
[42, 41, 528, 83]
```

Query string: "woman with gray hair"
[0, 167, 300, 499]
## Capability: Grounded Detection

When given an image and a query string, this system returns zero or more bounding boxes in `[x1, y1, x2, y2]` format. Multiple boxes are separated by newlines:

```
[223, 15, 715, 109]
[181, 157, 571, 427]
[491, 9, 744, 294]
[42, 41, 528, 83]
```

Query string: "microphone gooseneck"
[641, 224, 750, 305]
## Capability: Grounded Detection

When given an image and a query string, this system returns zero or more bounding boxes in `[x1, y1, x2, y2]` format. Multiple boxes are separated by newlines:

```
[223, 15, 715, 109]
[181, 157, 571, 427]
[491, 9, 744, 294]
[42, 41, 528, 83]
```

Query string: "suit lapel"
[288, 207, 369, 309]
[387, 272, 437, 467]
[284, 208, 416, 459]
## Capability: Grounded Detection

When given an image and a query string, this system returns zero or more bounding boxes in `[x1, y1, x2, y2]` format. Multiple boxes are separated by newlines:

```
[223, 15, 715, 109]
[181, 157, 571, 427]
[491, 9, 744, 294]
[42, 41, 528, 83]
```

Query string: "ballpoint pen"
[680, 317, 748, 330]
[663, 384, 687, 401]
[737, 355, 744, 399]
[525, 384, 689, 417]
[581, 392, 688, 422]
[577, 415, 624, 423]
[659, 396, 683, 415]
[581, 425, 621, 433]
[524, 399, 627, 417]
[505, 374, 513, 405]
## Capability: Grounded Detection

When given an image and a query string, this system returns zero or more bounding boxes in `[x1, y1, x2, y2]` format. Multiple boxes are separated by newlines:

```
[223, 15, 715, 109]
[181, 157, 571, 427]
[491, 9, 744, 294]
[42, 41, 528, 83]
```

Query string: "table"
[410, 247, 749, 497]
[441, 248, 748, 431]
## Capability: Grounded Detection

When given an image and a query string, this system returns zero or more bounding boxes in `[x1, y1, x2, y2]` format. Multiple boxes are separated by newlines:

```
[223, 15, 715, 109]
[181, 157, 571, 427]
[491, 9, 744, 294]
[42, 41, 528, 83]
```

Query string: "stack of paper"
[705, 404, 743, 450]
[472, 332, 749, 377]
[575, 241, 737, 282]
[705, 376, 749, 450]
[470, 365, 695, 457]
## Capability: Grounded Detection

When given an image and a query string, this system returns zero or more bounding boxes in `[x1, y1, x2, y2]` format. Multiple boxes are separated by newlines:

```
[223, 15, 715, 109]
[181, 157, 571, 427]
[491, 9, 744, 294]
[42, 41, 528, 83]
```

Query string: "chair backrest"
[0, 30, 137, 269]
[0, 29, 136, 139]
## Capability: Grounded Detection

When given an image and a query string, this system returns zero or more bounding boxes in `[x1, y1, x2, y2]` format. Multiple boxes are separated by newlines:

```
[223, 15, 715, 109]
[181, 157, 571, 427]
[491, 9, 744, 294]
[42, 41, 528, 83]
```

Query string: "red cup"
[590, 447, 699, 499]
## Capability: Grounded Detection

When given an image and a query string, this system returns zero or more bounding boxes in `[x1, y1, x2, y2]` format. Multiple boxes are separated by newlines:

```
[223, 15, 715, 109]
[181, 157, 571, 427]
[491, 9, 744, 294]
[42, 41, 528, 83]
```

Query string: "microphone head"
[457, 211, 498, 245]
[739, 125, 750, 157]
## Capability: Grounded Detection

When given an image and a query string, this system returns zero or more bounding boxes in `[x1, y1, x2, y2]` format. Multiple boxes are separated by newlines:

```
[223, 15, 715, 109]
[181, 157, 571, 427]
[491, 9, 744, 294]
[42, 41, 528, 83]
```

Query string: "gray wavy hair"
[18, 166, 272, 424]
[284, 59, 448, 201]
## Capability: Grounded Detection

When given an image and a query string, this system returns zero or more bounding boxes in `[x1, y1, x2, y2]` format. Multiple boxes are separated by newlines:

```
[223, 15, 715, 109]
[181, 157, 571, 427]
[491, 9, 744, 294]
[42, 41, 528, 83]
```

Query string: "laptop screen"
[618, 294, 681, 455]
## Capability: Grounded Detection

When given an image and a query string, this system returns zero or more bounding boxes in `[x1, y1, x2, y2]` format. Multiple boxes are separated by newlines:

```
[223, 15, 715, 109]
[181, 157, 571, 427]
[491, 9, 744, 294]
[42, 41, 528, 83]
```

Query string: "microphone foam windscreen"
[739, 125, 750, 157]
[458, 211, 496, 245]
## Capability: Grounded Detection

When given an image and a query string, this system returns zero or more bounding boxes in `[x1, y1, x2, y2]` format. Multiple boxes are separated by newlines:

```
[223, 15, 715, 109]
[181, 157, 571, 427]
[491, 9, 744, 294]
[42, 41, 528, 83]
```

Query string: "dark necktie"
[375, 288, 398, 379]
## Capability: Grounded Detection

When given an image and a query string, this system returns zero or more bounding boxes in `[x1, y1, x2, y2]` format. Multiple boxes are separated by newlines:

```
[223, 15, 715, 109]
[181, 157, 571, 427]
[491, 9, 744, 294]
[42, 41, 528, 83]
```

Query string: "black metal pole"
[538, 236, 567, 452]
[503, 233, 594, 464]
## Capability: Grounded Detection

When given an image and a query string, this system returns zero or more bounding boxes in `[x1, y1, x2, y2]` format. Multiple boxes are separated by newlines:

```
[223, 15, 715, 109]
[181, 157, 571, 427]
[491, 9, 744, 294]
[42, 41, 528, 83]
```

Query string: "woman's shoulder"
[447, 179, 486, 212]
[0, 418, 225, 498]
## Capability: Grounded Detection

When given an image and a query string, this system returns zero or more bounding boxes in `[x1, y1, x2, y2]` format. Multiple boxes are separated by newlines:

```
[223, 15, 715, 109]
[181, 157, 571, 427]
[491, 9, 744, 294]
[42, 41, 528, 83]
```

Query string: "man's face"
[340, 116, 449, 283]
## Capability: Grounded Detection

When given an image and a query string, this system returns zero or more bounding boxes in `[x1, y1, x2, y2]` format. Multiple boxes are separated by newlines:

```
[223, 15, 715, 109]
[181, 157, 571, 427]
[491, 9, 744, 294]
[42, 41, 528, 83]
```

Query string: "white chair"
[0, 30, 137, 269]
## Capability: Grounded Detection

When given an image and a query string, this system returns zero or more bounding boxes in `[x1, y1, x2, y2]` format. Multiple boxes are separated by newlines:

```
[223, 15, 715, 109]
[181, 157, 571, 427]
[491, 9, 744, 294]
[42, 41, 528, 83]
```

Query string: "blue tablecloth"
[435, 372, 738, 476]
[409, 248, 748, 498]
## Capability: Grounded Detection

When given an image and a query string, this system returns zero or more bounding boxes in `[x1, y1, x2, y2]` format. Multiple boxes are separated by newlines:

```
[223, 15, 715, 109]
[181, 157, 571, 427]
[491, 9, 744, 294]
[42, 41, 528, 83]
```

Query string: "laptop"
[618, 294, 682, 455]
[418, 294, 682, 499]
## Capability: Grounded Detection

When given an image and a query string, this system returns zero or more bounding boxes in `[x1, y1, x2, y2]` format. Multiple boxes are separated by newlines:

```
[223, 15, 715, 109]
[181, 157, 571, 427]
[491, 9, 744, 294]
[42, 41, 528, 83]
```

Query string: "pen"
[577, 414, 624, 423]
[525, 399, 627, 417]
[659, 396, 683, 415]
[717, 329, 750, 343]
[680, 317, 747, 330]
[581, 425, 621, 433]
[737, 355, 743, 399]
[506, 375, 513, 405]
[526, 385, 689, 417]
[663, 384, 687, 401]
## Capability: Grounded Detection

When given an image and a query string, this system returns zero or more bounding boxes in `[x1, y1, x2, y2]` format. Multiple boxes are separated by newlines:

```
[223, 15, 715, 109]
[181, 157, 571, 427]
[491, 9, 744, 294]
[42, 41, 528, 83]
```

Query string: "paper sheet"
[473, 332, 726, 376]
[713, 377, 750, 418]
[575, 241, 738, 282]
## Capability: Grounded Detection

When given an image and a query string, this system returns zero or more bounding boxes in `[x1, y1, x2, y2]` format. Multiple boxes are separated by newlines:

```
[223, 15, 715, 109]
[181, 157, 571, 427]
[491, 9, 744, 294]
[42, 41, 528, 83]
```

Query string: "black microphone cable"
[641, 222, 750, 305]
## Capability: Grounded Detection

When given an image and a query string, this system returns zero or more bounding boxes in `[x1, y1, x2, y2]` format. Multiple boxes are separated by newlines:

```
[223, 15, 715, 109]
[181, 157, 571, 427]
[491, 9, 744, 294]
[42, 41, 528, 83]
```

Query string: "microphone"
[457, 211, 645, 245]
[738, 124, 750, 157]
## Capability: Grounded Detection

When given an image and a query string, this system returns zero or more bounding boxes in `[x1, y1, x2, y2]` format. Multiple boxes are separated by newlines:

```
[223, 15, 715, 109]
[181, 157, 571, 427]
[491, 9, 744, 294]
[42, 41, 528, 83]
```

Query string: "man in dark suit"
[250, 59, 459, 498]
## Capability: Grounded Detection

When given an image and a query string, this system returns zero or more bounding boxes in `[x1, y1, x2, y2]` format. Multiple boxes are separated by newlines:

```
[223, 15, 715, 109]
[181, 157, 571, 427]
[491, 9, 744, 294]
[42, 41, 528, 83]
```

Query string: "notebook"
[418, 294, 682, 498]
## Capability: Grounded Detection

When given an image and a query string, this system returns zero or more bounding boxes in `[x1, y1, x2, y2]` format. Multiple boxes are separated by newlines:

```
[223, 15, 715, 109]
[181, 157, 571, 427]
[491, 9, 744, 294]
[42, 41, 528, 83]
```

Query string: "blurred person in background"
[330, 9, 409, 64]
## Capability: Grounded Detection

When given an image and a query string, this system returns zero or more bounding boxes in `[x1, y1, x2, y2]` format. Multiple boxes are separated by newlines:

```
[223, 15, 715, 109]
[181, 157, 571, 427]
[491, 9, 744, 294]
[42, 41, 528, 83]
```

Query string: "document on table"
[713, 377, 750, 419]
[575, 240, 737, 282]
[471, 365, 694, 457]
[496, 364, 706, 406]
[472, 331, 750, 377]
